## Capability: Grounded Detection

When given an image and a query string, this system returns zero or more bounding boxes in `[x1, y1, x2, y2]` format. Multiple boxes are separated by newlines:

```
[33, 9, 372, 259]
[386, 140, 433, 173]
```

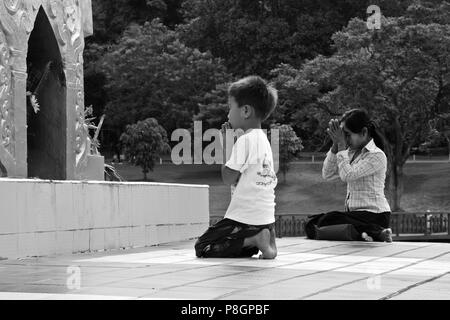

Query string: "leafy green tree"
[84, 42, 109, 116]
[193, 83, 229, 130]
[84, 0, 413, 154]
[100, 20, 231, 148]
[179, 0, 412, 77]
[84, 1, 186, 154]
[89, 0, 184, 44]
[270, 123, 303, 183]
[271, 1, 450, 210]
[269, 63, 332, 152]
[430, 114, 450, 159]
[120, 118, 171, 180]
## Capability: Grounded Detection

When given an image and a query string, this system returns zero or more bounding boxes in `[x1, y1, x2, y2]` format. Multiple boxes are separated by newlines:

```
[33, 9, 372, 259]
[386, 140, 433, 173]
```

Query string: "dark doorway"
[26, 7, 66, 180]
[0, 160, 6, 177]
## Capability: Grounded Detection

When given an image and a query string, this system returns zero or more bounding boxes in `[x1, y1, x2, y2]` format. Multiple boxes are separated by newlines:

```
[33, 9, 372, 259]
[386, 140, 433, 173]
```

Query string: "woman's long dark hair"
[340, 109, 385, 151]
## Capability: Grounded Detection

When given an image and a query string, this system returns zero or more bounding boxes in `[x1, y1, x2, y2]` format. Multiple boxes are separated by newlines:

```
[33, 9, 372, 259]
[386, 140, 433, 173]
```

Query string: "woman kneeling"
[306, 109, 392, 242]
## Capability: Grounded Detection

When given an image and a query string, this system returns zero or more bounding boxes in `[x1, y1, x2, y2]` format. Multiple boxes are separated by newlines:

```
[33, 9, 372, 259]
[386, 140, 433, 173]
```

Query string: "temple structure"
[0, 0, 103, 180]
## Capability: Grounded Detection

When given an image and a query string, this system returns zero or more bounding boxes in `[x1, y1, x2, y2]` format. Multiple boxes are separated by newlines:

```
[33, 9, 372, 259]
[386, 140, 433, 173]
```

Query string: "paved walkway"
[0, 238, 449, 300]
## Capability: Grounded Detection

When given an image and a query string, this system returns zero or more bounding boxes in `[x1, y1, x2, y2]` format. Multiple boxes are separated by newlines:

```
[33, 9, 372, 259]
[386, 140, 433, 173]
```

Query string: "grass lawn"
[111, 161, 450, 217]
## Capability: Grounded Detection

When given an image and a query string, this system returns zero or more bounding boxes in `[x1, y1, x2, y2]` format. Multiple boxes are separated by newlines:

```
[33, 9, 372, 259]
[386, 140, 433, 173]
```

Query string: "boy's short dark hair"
[228, 75, 278, 121]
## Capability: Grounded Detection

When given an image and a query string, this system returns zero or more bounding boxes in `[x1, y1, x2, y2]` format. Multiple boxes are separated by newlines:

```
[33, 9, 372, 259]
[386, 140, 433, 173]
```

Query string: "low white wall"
[0, 179, 209, 259]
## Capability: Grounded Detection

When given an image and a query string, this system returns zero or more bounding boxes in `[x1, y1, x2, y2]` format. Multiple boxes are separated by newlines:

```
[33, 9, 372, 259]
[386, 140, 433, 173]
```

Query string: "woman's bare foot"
[362, 232, 373, 242]
[379, 228, 393, 243]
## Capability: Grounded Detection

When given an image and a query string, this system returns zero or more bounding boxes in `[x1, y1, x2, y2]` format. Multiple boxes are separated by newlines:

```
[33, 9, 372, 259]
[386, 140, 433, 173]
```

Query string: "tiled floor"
[0, 238, 449, 300]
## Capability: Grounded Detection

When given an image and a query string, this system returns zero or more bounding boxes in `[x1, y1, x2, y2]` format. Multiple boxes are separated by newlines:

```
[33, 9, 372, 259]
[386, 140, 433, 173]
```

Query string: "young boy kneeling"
[195, 76, 279, 259]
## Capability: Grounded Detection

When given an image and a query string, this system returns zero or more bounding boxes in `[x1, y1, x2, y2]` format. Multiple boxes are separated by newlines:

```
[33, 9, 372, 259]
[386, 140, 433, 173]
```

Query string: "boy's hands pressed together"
[220, 121, 241, 186]
[221, 121, 232, 131]
[221, 121, 232, 162]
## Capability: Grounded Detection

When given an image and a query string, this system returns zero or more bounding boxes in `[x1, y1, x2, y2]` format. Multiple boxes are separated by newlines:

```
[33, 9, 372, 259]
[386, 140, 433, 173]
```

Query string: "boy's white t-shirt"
[224, 129, 278, 225]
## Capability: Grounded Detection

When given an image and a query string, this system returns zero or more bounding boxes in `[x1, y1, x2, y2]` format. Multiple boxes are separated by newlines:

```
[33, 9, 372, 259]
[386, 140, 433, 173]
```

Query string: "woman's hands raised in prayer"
[327, 119, 346, 153]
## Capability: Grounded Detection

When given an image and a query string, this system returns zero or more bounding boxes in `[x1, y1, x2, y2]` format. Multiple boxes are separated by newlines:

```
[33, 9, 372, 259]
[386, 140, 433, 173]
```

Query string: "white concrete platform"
[0, 179, 209, 259]
[0, 238, 449, 300]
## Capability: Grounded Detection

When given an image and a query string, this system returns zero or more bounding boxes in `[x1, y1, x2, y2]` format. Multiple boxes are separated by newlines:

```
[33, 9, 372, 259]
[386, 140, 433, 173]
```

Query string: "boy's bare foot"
[244, 229, 277, 259]
[259, 228, 278, 259]
[269, 227, 277, 253]
[251, 229, 277, 259]
[379, 228, 393, 243]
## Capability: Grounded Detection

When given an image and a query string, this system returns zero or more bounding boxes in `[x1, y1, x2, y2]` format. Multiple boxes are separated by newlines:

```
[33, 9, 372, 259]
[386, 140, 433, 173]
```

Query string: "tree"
[430, 113, 450, 160]
[270, 63, 332, 152]
[271, 1, 450, 210]
[179, 0, 413, 78]
[88, 0, 184, 44]
[84, 0, 185, 117]
[100, 20, 231, 151]
[270, 124, 303, 183]
[193, 83, 229, 130]
[84, 1, 202, 155]
[84, 0, 413, 154]
[120, 118, 171, 180]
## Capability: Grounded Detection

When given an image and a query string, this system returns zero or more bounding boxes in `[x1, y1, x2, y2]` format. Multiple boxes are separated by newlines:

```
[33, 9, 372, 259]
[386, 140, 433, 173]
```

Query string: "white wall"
[0, 179, 209, 259]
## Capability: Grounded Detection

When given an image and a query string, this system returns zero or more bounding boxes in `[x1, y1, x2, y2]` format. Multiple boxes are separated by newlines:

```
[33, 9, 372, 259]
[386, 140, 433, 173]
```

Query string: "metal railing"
[210, 212, 450, 241]
[390, 212, 450, 240]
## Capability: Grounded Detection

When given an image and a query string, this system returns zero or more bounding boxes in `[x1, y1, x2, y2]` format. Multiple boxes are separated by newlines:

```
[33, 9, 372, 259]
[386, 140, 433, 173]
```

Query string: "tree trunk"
[387, 162, 404, 212]
[380, 120, 405, 212]
[388, 151, 406, 212]
[447, 136, 450, 161]
[115, 146, 121, 163]
[143, 170, 148, 181]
